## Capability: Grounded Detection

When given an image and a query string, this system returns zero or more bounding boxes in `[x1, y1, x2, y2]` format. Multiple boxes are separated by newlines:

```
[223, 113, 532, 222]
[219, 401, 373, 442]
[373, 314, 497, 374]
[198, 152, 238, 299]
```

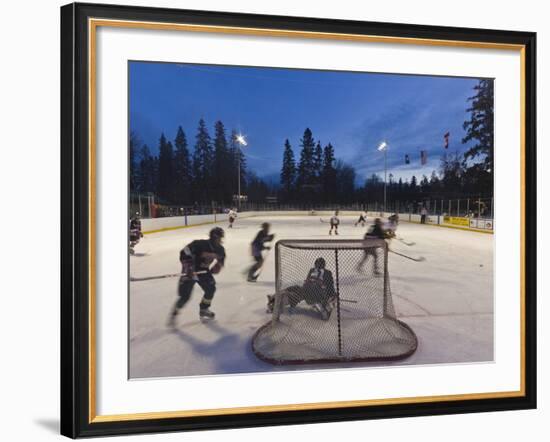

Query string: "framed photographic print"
[60, 2, 537, 438]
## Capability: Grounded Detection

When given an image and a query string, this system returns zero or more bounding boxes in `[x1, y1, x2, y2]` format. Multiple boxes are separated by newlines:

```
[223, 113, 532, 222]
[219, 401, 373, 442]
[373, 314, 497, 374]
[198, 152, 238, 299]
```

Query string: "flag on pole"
[420, 150, 428, 165]
[405, 154, 410, 164]
[444, 131, 450, 149]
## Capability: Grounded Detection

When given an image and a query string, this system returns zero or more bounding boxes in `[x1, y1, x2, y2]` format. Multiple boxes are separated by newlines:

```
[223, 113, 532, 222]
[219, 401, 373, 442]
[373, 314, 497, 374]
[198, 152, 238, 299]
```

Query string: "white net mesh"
[252, 239, 417, 364]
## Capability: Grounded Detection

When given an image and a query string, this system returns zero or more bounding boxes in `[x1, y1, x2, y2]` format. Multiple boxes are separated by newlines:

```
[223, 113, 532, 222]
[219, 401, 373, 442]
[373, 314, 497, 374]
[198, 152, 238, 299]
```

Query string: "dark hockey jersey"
[129, 218, 141, 231]
[365, 224, 386, 239]
[251, 231, 274, 255]
[305, 267, 336, 298]
[180, 239, 226, 272]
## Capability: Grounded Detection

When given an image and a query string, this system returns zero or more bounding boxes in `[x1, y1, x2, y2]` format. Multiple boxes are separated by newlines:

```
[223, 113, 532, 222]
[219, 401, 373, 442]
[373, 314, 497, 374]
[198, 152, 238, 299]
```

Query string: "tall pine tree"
[410, 175, 418, 191]
[439, 151, 464, 196]
[193, 118, 214, 202]
[462, 79, 494, 189]
[173, 126, 192, 205]
[129, 131, 141, 193]
[334, 160, 356, 203]
[296, 128, 316, 200]
[138, 144, 156, 194]
[429, 171, 440, 194]
[280, 139, 296, 201]
[314, 141, 323, 180]
[321, 143, 337, 203]
[213, 121, 231, 203]
[157, 134, 175, 203]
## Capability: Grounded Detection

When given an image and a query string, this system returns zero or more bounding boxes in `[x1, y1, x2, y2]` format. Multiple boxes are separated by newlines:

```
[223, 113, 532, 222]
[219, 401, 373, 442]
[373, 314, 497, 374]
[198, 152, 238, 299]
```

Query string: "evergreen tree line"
[130, 119, 248, 205]
[279, 128, 357, 204]
[130, 79, 493, 207]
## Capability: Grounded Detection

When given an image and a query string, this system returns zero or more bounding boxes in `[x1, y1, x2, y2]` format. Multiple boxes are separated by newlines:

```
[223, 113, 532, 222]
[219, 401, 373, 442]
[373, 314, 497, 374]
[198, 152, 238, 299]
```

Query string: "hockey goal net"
[252, 239, 417, 364]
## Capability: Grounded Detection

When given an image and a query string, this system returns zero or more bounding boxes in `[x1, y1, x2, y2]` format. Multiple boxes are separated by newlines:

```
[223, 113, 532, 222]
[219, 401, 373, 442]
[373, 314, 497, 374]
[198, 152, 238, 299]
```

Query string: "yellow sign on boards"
[443, 216, 470, 226]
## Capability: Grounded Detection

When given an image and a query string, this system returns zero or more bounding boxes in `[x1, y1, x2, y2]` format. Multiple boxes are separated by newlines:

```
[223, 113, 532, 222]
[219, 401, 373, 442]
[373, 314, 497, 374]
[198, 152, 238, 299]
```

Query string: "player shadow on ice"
[132, 252, 150, 257]
[171, 321, 271, 373]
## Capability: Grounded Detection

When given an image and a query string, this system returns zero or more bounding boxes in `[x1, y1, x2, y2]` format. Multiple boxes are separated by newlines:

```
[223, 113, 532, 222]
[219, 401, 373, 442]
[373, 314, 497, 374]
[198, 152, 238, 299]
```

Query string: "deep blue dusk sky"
[129, 61, 481, 184]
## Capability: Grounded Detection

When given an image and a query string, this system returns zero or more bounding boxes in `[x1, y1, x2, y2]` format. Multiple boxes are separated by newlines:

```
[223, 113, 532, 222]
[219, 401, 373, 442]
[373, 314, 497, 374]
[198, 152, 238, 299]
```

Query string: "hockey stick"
[389, 249, 425, 262]
[396, 237, 416, 246]
[130, 270, 208, 282]
[320, 217, 355, 226]
[340, 298, 358, 303]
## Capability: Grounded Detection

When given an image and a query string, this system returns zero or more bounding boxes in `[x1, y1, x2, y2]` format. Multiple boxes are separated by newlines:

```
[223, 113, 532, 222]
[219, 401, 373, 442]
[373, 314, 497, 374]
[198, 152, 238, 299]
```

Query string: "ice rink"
[129, 215, 494, 379]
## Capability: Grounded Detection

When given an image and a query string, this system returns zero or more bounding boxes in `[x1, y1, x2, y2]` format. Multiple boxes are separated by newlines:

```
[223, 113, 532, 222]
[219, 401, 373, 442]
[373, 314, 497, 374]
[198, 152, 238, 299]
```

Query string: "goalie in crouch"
[168, 227, 226, 325]
[267, 257, 336, 320]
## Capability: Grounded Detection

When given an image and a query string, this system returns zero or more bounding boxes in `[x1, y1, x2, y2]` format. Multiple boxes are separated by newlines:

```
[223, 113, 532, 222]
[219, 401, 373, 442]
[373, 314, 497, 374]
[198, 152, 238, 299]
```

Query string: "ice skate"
[199, 307, 215, 321]
[312, 303, 330, 320]
[321, 303, 333, 320]
[166, 310, 178, 328]
[266, 295, 275, 313]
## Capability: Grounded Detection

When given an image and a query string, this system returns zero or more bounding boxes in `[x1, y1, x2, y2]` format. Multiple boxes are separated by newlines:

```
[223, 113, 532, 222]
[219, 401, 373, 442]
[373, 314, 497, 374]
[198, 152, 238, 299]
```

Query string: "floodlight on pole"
[235, 134, 248, 209]
[378, 141, 388, 214]
[236, 134, 248, 147]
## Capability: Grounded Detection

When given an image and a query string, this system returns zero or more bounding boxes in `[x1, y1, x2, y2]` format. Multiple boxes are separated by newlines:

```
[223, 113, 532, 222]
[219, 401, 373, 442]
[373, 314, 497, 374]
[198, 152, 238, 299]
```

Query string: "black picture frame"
[61, 2, 537, 438]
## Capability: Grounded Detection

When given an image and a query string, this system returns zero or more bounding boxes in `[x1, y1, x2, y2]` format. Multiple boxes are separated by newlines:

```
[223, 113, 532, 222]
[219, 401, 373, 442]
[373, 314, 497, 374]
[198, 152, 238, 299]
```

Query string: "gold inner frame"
[87, 18, 527, 424]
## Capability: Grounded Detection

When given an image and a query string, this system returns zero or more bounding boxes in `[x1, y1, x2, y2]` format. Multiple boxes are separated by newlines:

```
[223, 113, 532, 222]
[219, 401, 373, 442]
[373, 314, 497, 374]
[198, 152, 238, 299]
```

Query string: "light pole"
[235, 134, 247, 210]
[378, 141, 388, 214]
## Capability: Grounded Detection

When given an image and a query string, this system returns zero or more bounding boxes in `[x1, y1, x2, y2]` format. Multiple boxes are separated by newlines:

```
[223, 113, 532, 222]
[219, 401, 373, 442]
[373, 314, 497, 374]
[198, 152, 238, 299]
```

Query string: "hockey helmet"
[209, 227, 225, 241]
[314, 257, 326, 269]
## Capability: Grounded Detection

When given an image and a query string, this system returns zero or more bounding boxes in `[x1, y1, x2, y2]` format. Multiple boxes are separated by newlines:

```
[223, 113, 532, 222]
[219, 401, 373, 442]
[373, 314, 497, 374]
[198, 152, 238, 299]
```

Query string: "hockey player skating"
[355, 210, 368, 227]
[167, 227, 226, 325]
[329, 210, 340, 235]
[247, 222, 275, 282]
[388, 213, 399, 227]
[356, 218, 386, 275]
[129, 212, 143, 255]
[420, 206, 428, 224]
[228, 208, 237, 228]
[385, 213, 399, 238]
[267, 257, 336, 320]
